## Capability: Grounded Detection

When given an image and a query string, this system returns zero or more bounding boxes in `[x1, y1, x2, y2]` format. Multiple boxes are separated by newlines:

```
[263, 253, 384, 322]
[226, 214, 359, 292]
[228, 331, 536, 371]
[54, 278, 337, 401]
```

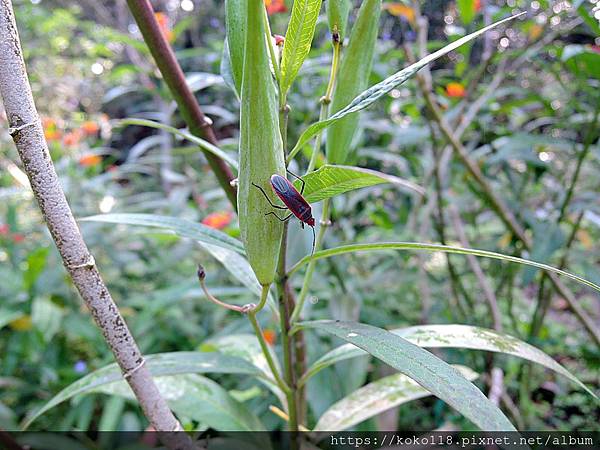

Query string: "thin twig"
[0, 3, 194, 448]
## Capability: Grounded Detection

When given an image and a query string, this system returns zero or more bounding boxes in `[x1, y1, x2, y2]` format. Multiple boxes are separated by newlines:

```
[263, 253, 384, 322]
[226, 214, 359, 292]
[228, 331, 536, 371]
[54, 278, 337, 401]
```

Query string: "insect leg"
[252, 182, 287, 210]
[286, 169, 306, 195]
[265, 211, 293, 222]
[310, 225, 316, 256]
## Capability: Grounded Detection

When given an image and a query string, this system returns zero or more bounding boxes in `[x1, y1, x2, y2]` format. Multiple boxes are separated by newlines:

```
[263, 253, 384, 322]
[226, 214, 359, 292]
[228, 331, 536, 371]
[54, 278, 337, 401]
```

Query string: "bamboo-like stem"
[126, 0, 237, 209]
[0, 3, 194, 448]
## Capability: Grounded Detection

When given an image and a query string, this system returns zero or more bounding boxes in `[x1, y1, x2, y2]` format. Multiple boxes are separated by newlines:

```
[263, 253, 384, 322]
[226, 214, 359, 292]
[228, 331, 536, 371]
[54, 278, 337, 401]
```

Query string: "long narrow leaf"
[288, 242, 600, 294]
[280, 0, 322, 96]
[314, 365, 478, 431]
[286, 13, 524, 163]
[23, 352, 261, 429]
[301, 324, 597, 399]
[81, 213, 245, 254]
[117, 118, 239, 170]
[298, 320, 518, 431]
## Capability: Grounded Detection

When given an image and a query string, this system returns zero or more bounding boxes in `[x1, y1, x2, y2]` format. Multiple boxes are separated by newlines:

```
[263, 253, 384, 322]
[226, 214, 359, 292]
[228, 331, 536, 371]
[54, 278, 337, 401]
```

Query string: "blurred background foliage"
[0, 0, 599, 434]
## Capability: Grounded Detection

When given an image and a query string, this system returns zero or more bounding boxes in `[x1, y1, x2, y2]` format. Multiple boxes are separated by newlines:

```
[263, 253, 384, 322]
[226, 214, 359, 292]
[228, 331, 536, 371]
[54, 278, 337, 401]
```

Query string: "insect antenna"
[310, 225, 316, 257]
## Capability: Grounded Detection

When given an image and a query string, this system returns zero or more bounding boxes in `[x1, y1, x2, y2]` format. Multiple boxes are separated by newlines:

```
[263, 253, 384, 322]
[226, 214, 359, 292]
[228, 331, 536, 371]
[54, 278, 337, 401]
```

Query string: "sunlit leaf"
[97, 374, 266, 431]
[204, 334, 285, 405]
[23, 352, 261, 429]
[280, 0, 322, 96]
[298, 320, 517, 431]
[81, 213, 244, 254]
[314, 365, 478, 431]
[286, 13, 523, 163]
[302, 324, 597, 399]
[294, 164, 424, 203]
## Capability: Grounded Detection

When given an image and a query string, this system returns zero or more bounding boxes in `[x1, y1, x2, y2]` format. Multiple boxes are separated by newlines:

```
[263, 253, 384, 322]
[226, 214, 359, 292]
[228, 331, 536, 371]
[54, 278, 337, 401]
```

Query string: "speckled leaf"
[302, 325, 597, 400]
[23, 352, 261, 429]
[286, 13, 522, 163]
[314, 365, 478, 431]
[293, 164, 424, 203]
[81, 213, 244, 254]
[95, 373, 266, 431]
[280, 0, 322, 96]
[298, 320, 517, 431]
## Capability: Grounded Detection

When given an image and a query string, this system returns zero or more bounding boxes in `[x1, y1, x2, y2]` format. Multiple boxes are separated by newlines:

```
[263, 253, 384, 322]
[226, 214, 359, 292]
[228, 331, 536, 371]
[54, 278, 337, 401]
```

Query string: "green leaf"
[204, 334, 285, 404]
[0, 310, 23, 330]
[31, 297, 63, 343]
[225, 0, 247, 94]
[562, 44, 600, 80]
[23, 351, 261, 429]
[297, 320, 517, 431]
[326, 0, 381, 165]
[293, 164, 424, 203]
[81, 213, 244, 254]
[302, 325, 597, 400]
[314, 365, 478, 431]
[286, 13, 524, 163]
[288, 241, 600, 294]
[116, 118, 239, 170]
[575, 2, 600, 36]
[457, 0, 476, 25]
[280, 0, 322, 97]
[96, 373, 266, 431]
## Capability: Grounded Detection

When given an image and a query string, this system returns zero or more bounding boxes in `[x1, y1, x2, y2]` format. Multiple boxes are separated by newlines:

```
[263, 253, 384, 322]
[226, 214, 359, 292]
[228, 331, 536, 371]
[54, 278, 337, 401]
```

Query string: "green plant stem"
[290, 199, 331, 324]
[529, 104, 600, 339]
[126, 0, 237, 209]
[417, 77, 600, 346]
[290, 40, 342, 323]
[307, 41, 341, 172]
[248, 285, 290, 394]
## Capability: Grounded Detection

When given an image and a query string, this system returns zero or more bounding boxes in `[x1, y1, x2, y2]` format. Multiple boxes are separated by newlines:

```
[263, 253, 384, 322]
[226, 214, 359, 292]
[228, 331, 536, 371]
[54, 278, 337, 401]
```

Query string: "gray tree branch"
[0, 2, 195, 447]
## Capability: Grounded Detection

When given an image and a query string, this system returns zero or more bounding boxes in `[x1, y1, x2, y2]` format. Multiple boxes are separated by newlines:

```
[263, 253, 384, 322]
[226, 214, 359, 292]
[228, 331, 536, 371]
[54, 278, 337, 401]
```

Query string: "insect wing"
[270, 175, 311, 221]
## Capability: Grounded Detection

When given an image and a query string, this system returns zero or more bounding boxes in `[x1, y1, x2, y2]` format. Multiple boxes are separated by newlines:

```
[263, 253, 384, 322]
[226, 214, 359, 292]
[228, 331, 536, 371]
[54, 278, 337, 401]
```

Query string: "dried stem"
[0, 2, 194, 448]
[126, 0, 237, 209]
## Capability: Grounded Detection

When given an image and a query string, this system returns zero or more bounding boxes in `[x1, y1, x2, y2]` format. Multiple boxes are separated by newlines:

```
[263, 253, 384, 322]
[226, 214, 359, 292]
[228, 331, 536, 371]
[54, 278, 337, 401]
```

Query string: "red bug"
[252, 170, 316, 255]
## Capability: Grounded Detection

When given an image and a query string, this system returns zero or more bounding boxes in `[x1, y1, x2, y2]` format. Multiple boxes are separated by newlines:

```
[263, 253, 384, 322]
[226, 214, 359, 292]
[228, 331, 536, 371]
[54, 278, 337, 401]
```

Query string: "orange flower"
[155, 12, 174, 43]
[82, 121, 100, 136]
[43, 117, 62, 141]
[201, 211, 234, 230]
[446, 82, 466, 98]
[384, 3, 415, 24]
[63, 130, 82, 147]
[263, 329, 276, 346]
[78, 154, 102, 167]
[265, 0, 287, 15]
[474, 0, 481, 12]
